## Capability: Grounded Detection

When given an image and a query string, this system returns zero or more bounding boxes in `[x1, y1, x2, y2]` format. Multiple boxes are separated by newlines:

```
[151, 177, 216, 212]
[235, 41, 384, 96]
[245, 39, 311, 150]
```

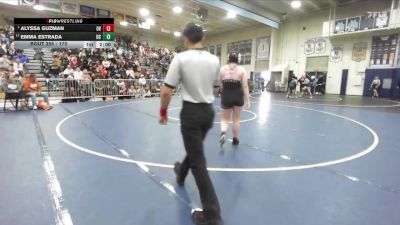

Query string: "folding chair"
[3, 91, 23, 111]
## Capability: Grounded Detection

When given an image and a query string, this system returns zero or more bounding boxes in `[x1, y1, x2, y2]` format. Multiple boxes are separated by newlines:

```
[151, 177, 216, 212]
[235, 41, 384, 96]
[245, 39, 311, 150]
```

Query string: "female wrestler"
[220, 52, 250, 147]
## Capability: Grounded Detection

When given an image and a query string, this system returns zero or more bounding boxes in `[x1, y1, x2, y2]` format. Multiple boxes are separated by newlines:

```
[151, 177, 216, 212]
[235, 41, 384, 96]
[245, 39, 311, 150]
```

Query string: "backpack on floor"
[37, 100, 51, 110]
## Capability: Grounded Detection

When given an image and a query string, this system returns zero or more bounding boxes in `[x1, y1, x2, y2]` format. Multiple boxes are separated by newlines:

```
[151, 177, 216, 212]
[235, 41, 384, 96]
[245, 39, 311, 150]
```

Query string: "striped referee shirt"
[164, 49, 220, 104]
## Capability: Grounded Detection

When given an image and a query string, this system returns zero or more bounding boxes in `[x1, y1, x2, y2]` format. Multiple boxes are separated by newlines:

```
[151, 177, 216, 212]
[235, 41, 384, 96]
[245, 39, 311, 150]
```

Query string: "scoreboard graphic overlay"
[14, 18, 115, 49]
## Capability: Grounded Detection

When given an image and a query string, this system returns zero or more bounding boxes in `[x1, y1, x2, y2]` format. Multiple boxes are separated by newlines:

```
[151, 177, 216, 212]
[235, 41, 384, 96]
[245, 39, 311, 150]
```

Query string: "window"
[209, 45, 215, 55]
[227, 39, 252, 65]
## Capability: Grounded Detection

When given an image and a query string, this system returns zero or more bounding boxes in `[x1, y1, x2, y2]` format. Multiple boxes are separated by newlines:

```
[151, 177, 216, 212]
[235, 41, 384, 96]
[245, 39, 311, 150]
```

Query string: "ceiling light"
[203, 29, 207, 32]
[290, 0, 302, 9]
[172, 6, 182, 14]
[226, 11, 236, 19]
[0, 0, 18, 6]
[120, 20, 128, 26]
[139, 22, 151, 30]
[146, 18, 155, 26]
[33, 4, 45, 11]
[139, 8, 150, 16]
[174, 31, 181, 37]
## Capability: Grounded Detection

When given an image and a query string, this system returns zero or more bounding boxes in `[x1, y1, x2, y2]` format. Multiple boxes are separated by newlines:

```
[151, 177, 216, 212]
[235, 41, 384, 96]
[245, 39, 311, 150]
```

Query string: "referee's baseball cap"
[183, 22, 204, 44]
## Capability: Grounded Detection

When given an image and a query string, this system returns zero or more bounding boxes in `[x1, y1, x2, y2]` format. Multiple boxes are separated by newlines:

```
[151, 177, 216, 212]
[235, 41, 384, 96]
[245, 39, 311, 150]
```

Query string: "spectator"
[62, 65, 74, 78]
[102, 58, 111, 68]
[2, 74, 21, 94]
[81, 69, 92, 101]
[101, 65, 107, 78]
[370, 76, 381, 98]
[82, 69, 92, 82]
[286, 76, 297, 98]
[13, 52, 28, 64]
[42, 61, 51, 78]
[0, 30, 10, 52]
[0, 55, 10, 69]
[70, 55, 78, 68]
[60, 54, 69, 70]
[23, 74, 51, 110]
[54, 55, 61, 70]
[126, 66, 134, 79]
[33, 49, 43, 60]
[117, 48, 123, 56]
[139, 74, 146, 86]
[73, 67, 83, 80]
[78, 49, 86, 60]
[117, 80, 127, 99]
[316, 74, 326, 94]
[12, 58, 23, 77]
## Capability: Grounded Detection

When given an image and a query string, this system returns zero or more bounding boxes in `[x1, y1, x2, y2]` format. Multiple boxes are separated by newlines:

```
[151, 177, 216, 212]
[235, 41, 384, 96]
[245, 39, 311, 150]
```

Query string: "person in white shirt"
[139, 74, 147, 86]
[126, 67, 134, 79]
[102, 59, 111, 68]
[0, 55, 9, 69]
[13, 59, 23, 77]
[73, 67, 83, 80]
[78, 50, 86, 59]
[117, 48, 123, 56]
[159, 22, 222, 225]
[63, 65, 74, 78]
[138, 75, 147, 98]
[371, 76, 381, 98]
[107, 50, 114, 59]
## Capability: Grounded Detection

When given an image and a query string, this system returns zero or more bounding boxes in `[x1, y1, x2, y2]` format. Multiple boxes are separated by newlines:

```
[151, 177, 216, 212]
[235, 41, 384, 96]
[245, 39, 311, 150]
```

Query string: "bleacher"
[23, 48, 54, 78]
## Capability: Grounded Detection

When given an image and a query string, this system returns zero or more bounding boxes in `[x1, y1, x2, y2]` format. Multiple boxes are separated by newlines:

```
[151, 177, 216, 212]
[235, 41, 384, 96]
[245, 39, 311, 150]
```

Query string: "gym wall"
[204, 25, 272, 73]
[277, 0, 393, 95]
[115, 27, 181, 50]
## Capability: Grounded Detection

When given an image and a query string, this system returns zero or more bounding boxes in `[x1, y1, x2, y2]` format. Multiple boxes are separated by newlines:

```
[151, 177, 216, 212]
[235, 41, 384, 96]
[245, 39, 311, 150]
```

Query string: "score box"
[102, 32, 115, 41]
[102, 24, 114, 32]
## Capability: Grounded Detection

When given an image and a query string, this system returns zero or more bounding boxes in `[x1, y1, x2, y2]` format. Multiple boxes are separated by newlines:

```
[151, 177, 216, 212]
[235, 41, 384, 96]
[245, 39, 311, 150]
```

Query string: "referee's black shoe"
[174, 162, 185, 186]
[232, 137, 240, 145]
[192, 210, 223, 225]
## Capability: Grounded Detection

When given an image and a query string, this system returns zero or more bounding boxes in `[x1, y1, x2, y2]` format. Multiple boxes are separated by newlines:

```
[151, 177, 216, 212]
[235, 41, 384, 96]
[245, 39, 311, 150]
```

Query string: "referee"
[159, 22, 223, 225]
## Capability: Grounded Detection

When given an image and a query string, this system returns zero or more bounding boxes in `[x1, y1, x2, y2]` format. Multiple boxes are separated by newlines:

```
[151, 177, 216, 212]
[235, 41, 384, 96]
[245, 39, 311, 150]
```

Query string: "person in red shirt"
[70, 56, 78, 69]
[23, 74, 51, 110]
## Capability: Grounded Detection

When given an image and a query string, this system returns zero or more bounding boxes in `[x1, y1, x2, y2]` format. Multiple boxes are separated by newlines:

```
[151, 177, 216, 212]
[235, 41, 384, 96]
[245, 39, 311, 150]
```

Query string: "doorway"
[340, 69, 348, 95]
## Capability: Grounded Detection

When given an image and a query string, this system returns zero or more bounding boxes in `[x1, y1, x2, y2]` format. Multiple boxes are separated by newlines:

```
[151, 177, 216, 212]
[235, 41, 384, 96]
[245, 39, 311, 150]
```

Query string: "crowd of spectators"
[47, 41, 176, 101]
[0, 15, 178, 106]
[49, 39, 177, 81]
[0, 18, 30, 79]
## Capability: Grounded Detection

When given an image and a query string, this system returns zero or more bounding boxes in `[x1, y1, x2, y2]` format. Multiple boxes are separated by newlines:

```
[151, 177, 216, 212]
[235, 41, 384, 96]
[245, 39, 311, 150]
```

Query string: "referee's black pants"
[179, 101, 221, 221]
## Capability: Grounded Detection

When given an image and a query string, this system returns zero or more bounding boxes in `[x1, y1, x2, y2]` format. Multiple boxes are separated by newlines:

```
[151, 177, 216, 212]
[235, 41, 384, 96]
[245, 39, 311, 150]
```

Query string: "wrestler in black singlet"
[221, 79, 244, 109]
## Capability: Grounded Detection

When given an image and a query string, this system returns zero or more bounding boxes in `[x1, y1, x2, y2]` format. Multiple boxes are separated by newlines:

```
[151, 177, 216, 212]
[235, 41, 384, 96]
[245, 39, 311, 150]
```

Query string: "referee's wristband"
[160, 108, 167, 117]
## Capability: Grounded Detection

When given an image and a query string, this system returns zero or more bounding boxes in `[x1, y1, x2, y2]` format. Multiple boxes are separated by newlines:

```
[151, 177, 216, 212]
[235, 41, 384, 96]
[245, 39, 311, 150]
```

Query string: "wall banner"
[61, 1, 78, 15]
[96, 8, 110, 18]
[256, 37, 270, 60]
[315, 37, 326, 54]
[39, 0, 61, 12]
[352, 42, 367, 62]
[80, 5, 95, 18]
[330, 45, 344, 63]
[304, 38, 315, 55]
